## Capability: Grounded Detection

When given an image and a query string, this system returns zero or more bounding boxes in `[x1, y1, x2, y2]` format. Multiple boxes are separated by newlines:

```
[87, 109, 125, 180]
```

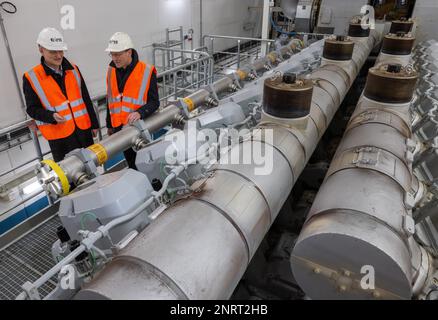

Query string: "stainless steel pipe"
[291, 39, 434, 300]
[75, 31, 381, 300]
[37, 38, 316, 198]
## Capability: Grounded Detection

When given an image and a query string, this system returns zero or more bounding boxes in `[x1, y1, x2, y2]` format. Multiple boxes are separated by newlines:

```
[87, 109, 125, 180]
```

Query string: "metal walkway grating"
[0, 216, 61, 300]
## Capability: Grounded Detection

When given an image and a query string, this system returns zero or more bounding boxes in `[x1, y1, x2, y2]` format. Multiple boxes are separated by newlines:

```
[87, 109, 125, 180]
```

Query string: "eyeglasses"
[108, 50, 129, 57]
[45, 49, 64, 55]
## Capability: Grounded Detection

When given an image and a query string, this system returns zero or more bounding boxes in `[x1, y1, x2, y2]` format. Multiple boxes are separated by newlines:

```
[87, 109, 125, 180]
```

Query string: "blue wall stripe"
[0, 197, 49, 236]
[0, 128, 170, 236]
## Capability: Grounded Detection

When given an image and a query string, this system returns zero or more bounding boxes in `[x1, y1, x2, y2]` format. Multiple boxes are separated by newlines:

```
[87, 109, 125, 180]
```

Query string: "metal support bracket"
[207, 83, 220, 102]
[327, 146, 412, 193]
[249, 66, 259, 79]
[231, 72, 243, 90]
[174, 99, 190, 119]
[131, 120, 153, 143]
[66, 148, 99, 178]
[22, 281, 41, 300]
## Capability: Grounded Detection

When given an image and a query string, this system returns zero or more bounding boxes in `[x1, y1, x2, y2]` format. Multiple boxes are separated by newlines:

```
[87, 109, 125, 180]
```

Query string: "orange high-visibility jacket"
[24, 64, 91, 140]
[107, 61, 156, 128]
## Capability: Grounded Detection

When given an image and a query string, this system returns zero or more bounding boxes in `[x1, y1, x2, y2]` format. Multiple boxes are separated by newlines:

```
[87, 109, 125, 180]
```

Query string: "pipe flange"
[38, 160, 69, 198]
[207, 83, 220, 102]
[66, 148, 99, 179]
[175, 98, 191, 119]
[230, 72, 243, 90]
[131, 120, 153, 144]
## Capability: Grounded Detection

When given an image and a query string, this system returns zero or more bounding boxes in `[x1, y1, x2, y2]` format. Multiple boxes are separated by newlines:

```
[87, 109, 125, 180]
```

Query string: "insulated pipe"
[37, 104, 183, 191]
[389, 19, 414, 34]
[36, 38, 308, 198]
[74, 31, 380, 300]
[235, 40, 303, 81]
[376, 33, 415, 67]
[291, 43, 434, 300]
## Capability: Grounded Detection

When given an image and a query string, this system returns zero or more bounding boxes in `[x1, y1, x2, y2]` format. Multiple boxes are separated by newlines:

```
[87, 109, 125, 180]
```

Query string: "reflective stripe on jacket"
[24, 64, 91, 140]
[107, 61, 156, 128]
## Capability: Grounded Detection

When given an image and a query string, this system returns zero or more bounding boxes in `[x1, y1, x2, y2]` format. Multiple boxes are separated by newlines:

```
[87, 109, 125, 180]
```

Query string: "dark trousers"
[48, 128, 94, 162]
[114, 126, 138, 170]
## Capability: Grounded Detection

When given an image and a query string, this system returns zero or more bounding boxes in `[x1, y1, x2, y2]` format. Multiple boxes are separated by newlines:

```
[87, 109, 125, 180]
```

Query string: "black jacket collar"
[40, 56, 74, 76]
[109, 49, 139, 70]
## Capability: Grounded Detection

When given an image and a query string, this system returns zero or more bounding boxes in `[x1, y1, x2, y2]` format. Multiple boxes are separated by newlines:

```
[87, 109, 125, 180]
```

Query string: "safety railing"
[153, 47, 215, 105]
[0, 56, 215, 210]
[202, 34, 275, 70]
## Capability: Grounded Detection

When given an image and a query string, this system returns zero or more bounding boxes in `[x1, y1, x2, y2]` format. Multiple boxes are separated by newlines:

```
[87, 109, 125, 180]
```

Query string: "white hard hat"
[105, 32, 134, 52]
[37, 27, 68, 51]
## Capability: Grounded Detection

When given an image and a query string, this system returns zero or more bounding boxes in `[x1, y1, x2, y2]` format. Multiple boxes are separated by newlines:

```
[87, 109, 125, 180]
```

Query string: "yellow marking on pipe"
[267, 52, 277, 63]
[41, 159, 70, 196]
[87, 144, 108, 166]
[236, 69, 247, 80]
[183, 98, 195, 112]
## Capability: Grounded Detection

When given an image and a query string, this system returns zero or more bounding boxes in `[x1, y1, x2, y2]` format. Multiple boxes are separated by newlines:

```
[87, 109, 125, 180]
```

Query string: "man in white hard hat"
[105, 32, 159, 170]
[23, 27, 100, 162]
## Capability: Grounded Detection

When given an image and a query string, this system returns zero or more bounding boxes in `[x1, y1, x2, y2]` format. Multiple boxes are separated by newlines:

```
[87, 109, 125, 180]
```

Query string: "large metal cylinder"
[382, 33, 415, 56]
[364, 64, 418, 104]
[390, 20, 414, 34]
[348, 22, 371, 38]
[323, 36, 355, 61]
[37, 38, 313, 198]
[263, 74, 313, 118]
[75, 31, 379, 300]
[291, 53, 427, 300]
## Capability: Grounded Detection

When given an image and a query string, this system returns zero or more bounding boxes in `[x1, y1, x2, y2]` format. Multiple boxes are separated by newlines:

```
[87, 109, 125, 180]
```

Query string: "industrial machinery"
[9, 15, 393, 300]
[2, 4, 438, 301]
[291, 21, 438, 300]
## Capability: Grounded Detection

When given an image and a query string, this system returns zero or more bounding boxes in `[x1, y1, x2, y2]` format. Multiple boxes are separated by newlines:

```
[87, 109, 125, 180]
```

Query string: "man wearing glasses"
[105, 32, 159, 170]
[23, 27, 100, 162]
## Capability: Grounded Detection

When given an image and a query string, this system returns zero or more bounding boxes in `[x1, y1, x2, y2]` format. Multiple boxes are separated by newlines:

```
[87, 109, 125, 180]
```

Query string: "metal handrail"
[0, 119, 33, 136]
[202, 34, 275, 69]
[155, 47, 213, 75]
[152, 47, 215, 104]
[202, 34, 275, 45]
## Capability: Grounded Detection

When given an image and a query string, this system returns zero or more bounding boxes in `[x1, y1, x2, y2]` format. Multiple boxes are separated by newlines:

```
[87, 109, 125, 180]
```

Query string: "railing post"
[29, 124, 43, 161]
[211, 38, 214, 57]
[237, 40, 241, 69]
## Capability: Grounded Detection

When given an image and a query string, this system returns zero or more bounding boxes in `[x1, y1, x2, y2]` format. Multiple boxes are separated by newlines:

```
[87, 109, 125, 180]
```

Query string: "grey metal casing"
[192, 102, 246, 130]
[58, 169, 153, 250]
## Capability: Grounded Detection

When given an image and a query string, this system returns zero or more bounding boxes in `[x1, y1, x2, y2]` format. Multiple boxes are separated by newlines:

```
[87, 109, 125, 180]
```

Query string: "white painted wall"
[0, 22, 26, 129]
[0, 0, 263, 130]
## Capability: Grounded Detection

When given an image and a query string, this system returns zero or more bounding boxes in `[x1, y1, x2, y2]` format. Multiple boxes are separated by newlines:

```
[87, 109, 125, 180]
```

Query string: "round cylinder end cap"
[263, 75, 314, 118]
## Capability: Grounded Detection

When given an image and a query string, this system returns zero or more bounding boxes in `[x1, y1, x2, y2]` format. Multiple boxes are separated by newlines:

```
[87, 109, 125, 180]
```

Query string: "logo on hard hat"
[109, 40, 119, 44]
[50, 37, 63, 43]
